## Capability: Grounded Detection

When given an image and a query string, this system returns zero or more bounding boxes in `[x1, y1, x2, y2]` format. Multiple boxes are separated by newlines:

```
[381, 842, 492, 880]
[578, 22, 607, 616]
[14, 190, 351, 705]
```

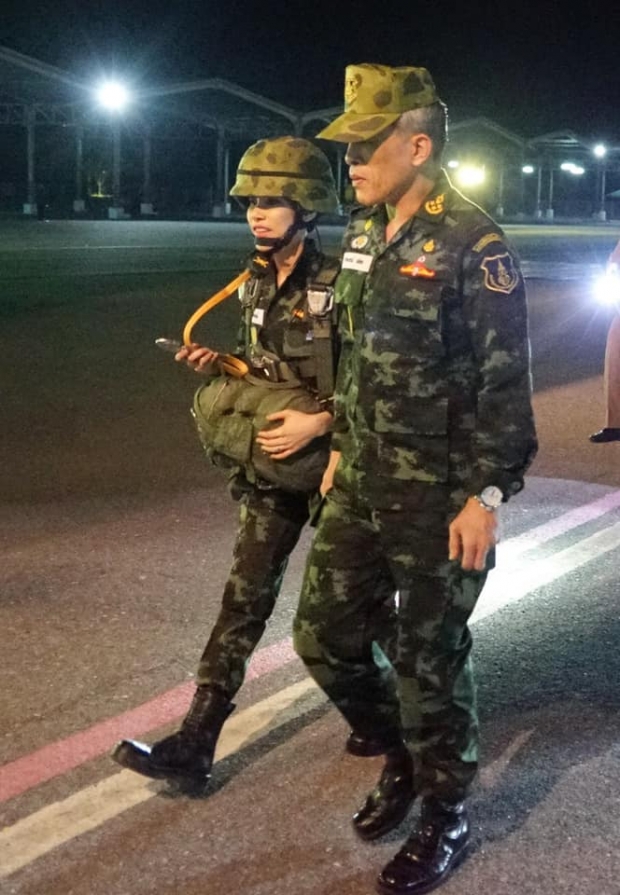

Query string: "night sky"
[3, 0, 620, 142]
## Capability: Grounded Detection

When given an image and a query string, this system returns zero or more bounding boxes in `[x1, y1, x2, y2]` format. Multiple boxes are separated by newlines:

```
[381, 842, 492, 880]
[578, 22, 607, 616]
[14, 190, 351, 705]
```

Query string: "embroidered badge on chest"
[351, 234, 369, 250]
[399, 256, 436, 279]
[481, 254, 519, 294]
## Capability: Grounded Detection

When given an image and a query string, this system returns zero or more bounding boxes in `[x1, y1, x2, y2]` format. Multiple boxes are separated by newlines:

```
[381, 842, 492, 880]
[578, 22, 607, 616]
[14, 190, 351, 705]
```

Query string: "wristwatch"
[472, 485, 504, 511]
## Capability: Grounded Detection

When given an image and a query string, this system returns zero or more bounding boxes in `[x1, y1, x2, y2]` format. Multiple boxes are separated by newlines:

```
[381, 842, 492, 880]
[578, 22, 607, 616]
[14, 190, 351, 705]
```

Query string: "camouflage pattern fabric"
[192, 244, 368, 699]
[230, 136, 339, 213]
[197, 483, 309, 696]
[234, 241, 339, 384]
[330, 170, 538, 518]
[294, 481, 485, 798]
[317, 63, 439, 143]
[294, 170, 537, 801]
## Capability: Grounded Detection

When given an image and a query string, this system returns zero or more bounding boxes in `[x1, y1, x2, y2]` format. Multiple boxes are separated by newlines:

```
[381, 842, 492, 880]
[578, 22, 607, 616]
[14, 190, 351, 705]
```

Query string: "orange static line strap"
[182, 268, 252, 347]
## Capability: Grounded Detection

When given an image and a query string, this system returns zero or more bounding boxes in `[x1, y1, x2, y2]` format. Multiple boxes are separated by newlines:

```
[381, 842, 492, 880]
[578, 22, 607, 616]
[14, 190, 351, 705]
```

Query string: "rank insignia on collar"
[351, 234, 369, 249]
[481, 254, 519, 294]
[423, 239, 436, 253]
[399, 259, 436, 279]
[424, 194, 445, 215]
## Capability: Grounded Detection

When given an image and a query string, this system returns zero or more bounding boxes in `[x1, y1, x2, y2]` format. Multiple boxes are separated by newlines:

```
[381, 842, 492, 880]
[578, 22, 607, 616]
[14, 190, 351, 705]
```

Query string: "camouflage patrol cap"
[229, 136, 339, 213]
[317, 63, 440, 143]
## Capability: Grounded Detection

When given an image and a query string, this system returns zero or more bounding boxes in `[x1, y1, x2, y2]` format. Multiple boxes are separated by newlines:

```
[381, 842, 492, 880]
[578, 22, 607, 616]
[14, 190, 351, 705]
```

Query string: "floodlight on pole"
[96, 80, 131, 112]
[95, 80, 132, 219]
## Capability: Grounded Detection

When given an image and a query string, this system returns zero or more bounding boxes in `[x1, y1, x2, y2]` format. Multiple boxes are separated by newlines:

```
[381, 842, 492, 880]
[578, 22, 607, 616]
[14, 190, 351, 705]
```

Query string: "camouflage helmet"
[229, 136, 339, 213]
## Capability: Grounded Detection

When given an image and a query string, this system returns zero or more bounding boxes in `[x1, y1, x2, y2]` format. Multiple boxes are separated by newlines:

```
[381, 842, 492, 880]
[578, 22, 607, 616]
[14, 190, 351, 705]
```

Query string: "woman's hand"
[256, 410, 332, 459]
[175, 342, 220, 372]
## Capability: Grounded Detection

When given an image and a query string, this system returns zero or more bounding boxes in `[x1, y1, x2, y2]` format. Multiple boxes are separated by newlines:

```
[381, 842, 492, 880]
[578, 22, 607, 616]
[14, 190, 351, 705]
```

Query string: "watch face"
[481, 485, 503, 508]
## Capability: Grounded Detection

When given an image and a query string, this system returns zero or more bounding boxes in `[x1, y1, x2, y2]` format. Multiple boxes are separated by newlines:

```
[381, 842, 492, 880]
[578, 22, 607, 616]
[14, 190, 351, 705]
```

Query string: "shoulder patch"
[481, 253, 519, 295]
[473, 232, 503, 253]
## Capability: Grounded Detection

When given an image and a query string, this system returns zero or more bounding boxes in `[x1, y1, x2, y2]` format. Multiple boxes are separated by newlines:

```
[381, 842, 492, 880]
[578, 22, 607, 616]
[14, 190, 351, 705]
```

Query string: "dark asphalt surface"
[1, 220, 620, 895]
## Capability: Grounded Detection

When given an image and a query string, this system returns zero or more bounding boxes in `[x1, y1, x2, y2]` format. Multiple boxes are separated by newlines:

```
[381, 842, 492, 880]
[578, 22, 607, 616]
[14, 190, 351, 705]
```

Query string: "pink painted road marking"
[3, 488, 620, 806]
[0, 638, 297, 805]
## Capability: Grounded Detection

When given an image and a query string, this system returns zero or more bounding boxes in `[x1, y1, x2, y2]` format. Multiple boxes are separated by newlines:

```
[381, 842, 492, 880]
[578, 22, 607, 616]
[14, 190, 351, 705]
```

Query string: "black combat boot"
[376, 796, 470, 894]
[352, 745, 416, 840]
[345, 730, 390, 757]
[589, 427, 620, 443]
[111, 685, 234, 789]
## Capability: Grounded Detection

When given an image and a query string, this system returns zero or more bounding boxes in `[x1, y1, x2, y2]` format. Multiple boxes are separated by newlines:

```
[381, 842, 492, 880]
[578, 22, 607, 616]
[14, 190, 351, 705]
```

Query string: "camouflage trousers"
[293, 480, 487, 802]
[196, 481, 310, 698]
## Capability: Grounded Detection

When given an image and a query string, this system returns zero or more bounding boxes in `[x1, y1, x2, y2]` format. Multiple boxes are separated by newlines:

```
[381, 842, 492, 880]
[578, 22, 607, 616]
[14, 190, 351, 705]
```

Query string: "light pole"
[545, 165, 554, 220]
[560, 161, 585, 217]
[593, 143, 607, 222]
[522, 164, 543, 220]
[95, 80, 131, 220]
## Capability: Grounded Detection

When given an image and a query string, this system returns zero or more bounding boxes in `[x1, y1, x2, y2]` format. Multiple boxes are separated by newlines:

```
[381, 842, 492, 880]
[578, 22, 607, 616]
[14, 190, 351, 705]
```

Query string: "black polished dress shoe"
[376, 797, 469, 895]
[353, 748, 416, 840]
[589, 427, 620, 443]
[346, 731, 389, 757]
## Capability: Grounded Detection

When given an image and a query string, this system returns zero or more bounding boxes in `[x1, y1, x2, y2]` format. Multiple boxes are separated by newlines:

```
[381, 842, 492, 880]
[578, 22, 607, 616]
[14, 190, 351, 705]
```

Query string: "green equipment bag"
[191, 374, 330, 494]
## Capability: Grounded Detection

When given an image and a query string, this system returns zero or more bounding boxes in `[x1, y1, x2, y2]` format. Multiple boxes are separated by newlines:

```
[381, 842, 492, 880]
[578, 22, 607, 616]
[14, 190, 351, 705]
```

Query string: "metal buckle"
[307, 286, 334, 317]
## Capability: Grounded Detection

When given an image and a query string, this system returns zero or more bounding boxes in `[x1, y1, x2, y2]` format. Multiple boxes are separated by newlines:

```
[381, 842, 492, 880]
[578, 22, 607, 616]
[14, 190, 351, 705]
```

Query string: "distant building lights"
[560, 162, 585, 175]
[522, 164, 535, 174]
[593, 143, 607, 159]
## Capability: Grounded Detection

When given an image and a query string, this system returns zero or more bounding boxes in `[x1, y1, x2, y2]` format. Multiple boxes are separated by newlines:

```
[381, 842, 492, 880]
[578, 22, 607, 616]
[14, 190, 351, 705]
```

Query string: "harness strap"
[306, 261, 340, 402]
[181, 251, 273, 378]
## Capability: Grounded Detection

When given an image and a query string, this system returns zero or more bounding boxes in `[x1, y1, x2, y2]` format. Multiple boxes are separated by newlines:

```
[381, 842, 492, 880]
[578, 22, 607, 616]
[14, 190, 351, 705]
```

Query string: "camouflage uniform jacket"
[331, 170, 538, 508]
[236, 241, 340, 398]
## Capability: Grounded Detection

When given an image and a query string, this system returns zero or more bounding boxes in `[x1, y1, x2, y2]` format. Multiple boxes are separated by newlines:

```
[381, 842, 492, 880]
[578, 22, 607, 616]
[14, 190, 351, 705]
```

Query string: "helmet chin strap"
[252, 211, 307, 255]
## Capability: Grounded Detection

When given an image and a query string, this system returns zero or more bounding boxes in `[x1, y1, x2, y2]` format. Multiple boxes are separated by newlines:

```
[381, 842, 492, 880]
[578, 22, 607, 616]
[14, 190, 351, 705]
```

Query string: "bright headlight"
[593, 264, 620, 307]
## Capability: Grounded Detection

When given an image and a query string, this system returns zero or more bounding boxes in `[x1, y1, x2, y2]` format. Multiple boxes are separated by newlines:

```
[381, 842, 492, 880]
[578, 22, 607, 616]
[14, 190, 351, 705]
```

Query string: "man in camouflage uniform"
[293, 65, 538, 894]
[112, 137, 392, 791]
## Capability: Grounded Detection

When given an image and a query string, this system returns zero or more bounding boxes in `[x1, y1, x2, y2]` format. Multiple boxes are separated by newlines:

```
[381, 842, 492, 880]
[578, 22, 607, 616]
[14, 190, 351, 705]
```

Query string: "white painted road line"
[473, 521, 620, 622]
[0, 678, 317, 878]
[3, 502, 620, 879]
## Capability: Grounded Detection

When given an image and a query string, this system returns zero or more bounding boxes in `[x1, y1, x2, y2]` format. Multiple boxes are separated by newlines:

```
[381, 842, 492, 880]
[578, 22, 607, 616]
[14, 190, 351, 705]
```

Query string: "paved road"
[1, 220, 619, 895]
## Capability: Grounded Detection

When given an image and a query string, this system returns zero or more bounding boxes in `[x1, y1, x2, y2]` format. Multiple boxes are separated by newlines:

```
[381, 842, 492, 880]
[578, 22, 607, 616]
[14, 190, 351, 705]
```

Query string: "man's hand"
[320, 450, 341, 496]
[175, 342, 220, 372]
[256, 410, 332, 460]
[448, 498, 498, 571]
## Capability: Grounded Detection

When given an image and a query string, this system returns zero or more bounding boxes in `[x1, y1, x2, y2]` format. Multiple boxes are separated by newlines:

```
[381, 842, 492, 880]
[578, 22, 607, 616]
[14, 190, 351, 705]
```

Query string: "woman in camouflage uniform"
[112, 136, 390, 790]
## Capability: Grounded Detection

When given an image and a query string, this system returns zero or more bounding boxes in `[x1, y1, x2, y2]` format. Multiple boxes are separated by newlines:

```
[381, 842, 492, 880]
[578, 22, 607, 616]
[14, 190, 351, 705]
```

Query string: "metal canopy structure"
[0, 45, 340, 217]
[1, 45, 619, 221]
